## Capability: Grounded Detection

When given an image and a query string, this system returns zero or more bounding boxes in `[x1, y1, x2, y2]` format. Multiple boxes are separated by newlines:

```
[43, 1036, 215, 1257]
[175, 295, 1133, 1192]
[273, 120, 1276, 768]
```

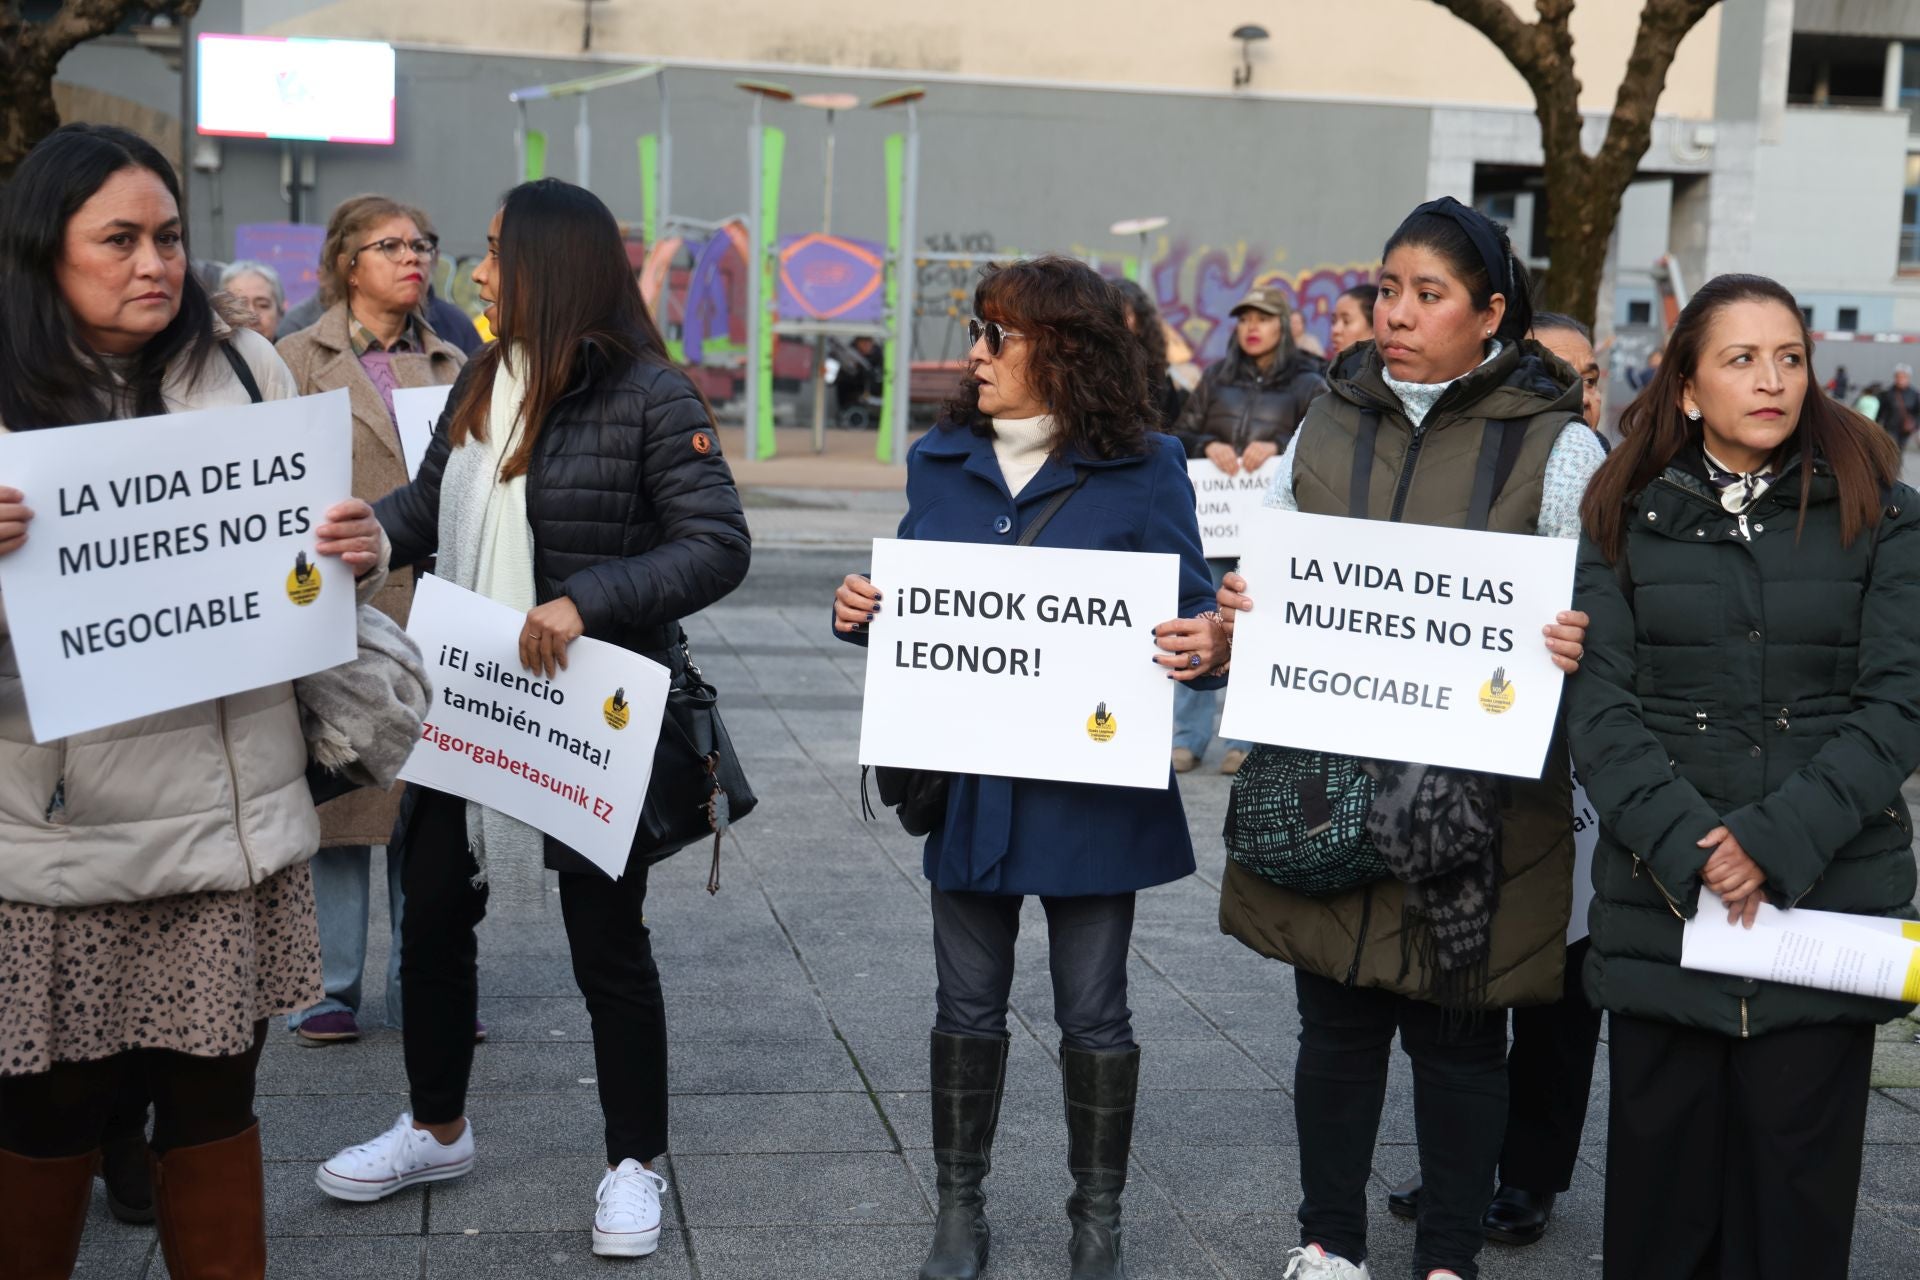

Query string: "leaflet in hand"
[1680, 887, 1920, 1003]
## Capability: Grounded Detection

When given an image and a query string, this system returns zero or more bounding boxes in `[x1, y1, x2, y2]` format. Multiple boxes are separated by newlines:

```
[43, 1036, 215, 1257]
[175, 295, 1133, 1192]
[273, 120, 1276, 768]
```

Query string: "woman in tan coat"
[276, 195, 465, 1045]
[0, 123, 386, 1279]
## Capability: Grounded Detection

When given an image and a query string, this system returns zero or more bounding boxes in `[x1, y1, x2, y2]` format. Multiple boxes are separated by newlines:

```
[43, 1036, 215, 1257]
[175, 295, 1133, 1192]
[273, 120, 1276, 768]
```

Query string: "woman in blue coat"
[834, 257, 1227, 1280]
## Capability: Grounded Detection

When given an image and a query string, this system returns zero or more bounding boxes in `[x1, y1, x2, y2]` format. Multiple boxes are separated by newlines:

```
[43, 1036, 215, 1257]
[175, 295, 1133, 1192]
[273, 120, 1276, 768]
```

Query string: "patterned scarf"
[1702, 445, 1777, 514]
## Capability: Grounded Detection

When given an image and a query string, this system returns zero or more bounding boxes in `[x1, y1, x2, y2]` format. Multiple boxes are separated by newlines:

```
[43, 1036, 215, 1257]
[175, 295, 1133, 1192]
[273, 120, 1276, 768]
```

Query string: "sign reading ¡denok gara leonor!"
[0, 389, 356, 743]
[398, 574, 671, 879]
[1218, 507, 1578, 779]
[858, 538, 1180, 790]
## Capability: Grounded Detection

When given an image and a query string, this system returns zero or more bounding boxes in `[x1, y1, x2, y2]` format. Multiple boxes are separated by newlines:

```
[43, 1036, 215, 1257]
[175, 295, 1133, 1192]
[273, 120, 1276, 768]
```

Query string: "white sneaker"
[315, 1113, 475, 1202]
[594, 1159, 667, 1257]
[1282, 1244, 1373, 1279]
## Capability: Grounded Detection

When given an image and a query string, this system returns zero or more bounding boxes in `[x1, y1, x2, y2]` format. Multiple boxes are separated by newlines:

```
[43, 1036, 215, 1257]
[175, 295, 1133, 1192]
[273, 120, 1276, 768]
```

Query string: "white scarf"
[434, 347, 547, 903]
[992, 415, 1055, 497]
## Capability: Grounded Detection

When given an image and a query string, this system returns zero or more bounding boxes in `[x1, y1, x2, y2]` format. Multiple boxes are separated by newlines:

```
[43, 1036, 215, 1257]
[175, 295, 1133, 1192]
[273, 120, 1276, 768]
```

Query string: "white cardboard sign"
[390, 384, 453, 481]
[1188, 458, 1281, 558]
[399, 575, 672, 879]
[859, 538, 1180, 790]
[1682, 887, 1920, 1003]
[1568, 765, 1599, 944]
[1218, 508, 1578, 779]
[0, 389, 356, 742]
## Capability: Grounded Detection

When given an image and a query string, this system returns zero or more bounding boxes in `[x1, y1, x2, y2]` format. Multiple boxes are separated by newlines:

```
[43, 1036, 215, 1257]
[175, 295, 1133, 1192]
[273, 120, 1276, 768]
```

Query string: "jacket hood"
[1219, 341, 1326, 388]
[1329, 337, 1582, 427]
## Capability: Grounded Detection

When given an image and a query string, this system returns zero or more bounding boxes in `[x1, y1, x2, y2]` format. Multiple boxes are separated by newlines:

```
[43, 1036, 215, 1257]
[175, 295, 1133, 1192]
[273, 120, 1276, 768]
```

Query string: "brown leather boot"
[151, 1123, 267, 1279]
[0, 1146, 97, 1279]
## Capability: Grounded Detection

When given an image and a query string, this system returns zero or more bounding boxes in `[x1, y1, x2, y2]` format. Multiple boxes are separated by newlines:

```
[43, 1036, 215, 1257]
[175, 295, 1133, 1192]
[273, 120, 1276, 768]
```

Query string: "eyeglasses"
[352, 236, 438, 265]
[967, 318, 1025, 357]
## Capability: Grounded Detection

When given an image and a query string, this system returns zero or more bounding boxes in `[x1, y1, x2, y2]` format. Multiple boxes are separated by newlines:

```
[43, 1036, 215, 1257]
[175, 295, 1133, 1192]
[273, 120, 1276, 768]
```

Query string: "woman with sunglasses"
[276, 195, 466, 1046]
[833, 257, 1225, 1280]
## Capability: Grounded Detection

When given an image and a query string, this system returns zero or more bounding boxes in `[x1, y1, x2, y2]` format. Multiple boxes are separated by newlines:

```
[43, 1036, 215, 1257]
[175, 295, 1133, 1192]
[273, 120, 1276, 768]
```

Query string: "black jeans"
[1604, 1014, 1873, 1280]
[1293, 969, 1507, 1279]
[401, 787, 669, 1165]
[1500, 937, 1602, 1193]
[0, 1020, 267, 1158]
[930, 889, 1135, 1052]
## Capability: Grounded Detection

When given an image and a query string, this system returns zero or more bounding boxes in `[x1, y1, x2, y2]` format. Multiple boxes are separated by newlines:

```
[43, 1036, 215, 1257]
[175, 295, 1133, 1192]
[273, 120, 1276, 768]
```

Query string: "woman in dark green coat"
[1570, 273, 1920, 1280]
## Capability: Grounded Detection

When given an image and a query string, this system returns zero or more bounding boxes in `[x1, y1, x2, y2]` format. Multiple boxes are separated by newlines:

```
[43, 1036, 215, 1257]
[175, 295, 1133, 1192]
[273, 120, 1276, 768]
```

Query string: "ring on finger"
[1188, 654, 1202, 669]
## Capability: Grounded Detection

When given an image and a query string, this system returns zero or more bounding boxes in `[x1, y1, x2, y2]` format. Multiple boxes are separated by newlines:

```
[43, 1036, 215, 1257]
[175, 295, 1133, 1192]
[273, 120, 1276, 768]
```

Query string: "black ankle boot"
[1061, 1044, 1139, 1280]
[920, 1033, 1009, 1280]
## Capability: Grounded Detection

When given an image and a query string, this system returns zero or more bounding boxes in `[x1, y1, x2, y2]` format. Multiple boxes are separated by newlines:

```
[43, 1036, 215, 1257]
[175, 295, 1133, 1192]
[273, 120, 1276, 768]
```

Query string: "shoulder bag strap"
[1465, 417, 1531, 532]
[220, 341, 265, 405]
[1349, 409, 1381, 519]
[1017, 467, 1089, 546]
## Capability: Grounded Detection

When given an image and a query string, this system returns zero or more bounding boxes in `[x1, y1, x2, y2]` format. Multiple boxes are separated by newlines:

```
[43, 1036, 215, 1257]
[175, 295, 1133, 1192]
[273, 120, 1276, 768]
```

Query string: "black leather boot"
[1482, 1184, 1555, 1245]
[1386, 1173, 1421, 1221]
[920, 1033, 1009, 1280]
[1061, 1044, 1139, 1280]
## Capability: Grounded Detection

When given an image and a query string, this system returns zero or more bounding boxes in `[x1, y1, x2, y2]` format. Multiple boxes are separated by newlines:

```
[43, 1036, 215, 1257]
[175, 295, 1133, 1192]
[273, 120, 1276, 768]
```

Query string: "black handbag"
[632, 634, 756, 892]
[863, 469, 1088, 835]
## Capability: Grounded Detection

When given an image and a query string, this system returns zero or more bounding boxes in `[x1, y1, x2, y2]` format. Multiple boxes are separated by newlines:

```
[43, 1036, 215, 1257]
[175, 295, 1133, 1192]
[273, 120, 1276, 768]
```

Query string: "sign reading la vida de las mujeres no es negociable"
[0, 389, 356, 742]
[1219, 507, 1578, 779]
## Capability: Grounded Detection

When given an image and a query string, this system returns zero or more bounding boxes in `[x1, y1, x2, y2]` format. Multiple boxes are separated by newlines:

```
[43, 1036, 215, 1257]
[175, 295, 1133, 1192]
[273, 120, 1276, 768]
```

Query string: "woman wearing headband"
[1213, 198, 1598, 1280]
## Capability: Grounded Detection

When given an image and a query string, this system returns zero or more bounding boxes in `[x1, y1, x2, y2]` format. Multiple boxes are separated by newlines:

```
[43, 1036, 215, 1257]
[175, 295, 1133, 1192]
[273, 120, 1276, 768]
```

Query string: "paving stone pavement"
[72, 516, 1920, 1279]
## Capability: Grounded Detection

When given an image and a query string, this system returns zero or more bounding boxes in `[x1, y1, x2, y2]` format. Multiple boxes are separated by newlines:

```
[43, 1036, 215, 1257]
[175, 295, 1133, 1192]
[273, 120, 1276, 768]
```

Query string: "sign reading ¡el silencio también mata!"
[858, 538, 1180, 790]
[399, 574, 672, 880]
[389, 384, 453, 482]
[0, 389, 356, 743]
[1188, 457, 1281, 559]
[1218, 508, 1578, 780]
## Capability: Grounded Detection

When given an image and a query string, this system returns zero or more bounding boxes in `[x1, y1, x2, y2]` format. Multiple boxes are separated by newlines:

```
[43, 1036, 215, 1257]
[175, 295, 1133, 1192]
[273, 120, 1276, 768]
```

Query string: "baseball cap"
[1230, 286, 1290, 318]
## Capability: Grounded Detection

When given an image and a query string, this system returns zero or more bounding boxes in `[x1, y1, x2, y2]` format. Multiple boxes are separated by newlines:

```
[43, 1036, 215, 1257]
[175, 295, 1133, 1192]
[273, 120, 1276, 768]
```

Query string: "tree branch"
[1591, 0, 1719, 192]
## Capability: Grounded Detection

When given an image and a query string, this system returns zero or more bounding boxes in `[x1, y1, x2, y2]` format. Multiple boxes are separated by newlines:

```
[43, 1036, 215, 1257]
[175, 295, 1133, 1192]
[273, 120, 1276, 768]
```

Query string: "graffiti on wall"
[1142, 239, 1378, 366]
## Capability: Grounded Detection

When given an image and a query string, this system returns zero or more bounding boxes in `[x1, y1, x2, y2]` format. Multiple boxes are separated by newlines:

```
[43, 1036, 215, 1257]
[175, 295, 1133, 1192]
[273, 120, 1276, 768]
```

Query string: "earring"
[1687, 410, 1701, 421]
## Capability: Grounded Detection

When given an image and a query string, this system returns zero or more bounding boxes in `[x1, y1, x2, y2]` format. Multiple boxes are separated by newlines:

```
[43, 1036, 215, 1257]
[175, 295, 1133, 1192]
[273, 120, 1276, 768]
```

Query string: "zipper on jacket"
[1345, 885, 1375, 986]
[215, 699, 263, 886]
[1632, 854, 1687, 920]
[1739, 996, 1749, 1038]
[1736, 513, 1752, 541]
[1387, 427, 1429, 523]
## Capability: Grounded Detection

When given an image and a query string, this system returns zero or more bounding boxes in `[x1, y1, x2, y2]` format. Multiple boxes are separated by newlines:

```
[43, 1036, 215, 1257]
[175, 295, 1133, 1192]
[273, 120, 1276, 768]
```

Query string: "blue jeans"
[1173, 557, 1250, 759]
[287, 843, 405, 1030]
[931, 890, 1136, 1053]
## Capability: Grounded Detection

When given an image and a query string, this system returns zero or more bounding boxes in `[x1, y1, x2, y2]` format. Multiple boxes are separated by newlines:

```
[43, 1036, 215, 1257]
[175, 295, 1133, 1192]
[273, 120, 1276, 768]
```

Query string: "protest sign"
[1188, 458, 1281, 558]
[1682, 887, 1920, 1003]
[859, 538, 1179, 789]
[0, 390, 355, 742]
[390, 385, 453, 481]
[399, 574, 671, 879]
[1568, 764, 1599, 944]
[1217, 508, 1578, 779]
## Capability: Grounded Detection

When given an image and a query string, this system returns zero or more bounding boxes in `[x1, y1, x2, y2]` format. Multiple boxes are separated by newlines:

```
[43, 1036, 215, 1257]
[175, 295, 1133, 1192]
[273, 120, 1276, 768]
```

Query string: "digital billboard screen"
[196, 34, 395, 146]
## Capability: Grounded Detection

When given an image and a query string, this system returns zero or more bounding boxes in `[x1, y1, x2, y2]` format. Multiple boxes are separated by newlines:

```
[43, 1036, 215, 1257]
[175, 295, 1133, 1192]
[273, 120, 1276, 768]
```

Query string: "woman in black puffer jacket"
[1571, 273, 1920, 1280]
[317, 180, 749, 1261]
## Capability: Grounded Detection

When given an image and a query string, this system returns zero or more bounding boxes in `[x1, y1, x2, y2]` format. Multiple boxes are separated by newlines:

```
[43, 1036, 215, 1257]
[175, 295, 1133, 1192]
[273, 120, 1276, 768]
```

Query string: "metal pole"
[890, 101, 920, 467]
[515, 102, 527, 188]
[658, 73, 673, 237]
[744, 97, 764, 460]
[811, 108, 838, 454]
[576, 92, 591, 189]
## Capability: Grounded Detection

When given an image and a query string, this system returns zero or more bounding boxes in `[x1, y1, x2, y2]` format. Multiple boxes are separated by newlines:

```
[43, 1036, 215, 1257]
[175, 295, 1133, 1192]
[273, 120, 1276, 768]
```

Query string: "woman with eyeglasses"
[833, 257, 1226, 1280]
[276, 195, 465, 1047]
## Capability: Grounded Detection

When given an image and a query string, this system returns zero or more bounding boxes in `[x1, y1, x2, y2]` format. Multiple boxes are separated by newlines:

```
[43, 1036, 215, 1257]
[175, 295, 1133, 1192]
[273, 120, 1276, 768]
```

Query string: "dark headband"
[1400, 196, 1511, 303]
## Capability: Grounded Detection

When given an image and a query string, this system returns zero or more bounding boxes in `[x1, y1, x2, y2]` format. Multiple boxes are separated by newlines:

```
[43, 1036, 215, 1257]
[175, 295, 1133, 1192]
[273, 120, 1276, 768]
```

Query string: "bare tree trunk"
[1428, 0, 1721, 332]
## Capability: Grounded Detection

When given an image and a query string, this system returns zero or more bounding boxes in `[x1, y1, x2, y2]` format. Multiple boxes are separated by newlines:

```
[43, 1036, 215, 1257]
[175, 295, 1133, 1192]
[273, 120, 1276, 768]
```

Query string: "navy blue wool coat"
[843, 426, 1221, 896]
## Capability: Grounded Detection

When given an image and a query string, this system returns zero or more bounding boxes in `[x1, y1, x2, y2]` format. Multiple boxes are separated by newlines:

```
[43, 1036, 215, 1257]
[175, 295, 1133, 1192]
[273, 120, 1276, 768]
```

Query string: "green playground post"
[879, 133, 906, 463]
[637, 134, 660, 247]
[752, 126, 786, 459]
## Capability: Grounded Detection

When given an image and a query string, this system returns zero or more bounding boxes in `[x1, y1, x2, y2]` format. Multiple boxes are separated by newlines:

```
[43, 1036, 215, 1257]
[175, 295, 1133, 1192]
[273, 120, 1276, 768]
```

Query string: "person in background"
[1327, 284, 1377, 362]
[1532, 312, 1605, 442]
[1170, 286, 1327, 775]
[833, 255, 1226, 1280]
[0, 122, 386, 1280]
[1855, 382, 1885, 423]
[1828, 364, 1851, 401]
[1875, 363, 1919, 450]
[1216, 197, 1596, 1280]
[1571, 273, 1917, 1280]
[1290, 308, 1327, 358]
[1114, 278, 1187, 429]
[317, 179, 750, 1261]
[1625, 346, 1663, 390]
[275, 194, 466, 1047]
[280, 204, 484, 357]
[219, 258, 285, 342]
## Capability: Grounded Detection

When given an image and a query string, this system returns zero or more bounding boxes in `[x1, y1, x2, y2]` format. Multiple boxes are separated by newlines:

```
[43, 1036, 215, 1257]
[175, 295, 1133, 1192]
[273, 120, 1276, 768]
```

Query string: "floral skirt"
[0, 863, 323, 1077]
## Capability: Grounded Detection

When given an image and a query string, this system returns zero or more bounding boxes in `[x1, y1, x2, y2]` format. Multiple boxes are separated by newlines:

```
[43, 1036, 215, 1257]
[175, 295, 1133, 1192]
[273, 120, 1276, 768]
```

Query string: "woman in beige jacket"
[0, 124, 386, 1278]
[276, 194, 464, 1045]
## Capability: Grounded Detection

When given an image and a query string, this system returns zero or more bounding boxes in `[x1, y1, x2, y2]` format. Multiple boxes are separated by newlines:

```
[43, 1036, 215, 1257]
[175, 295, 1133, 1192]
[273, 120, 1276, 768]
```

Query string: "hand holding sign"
[0, 485, 30, 555]
[314, 498, 382, 572]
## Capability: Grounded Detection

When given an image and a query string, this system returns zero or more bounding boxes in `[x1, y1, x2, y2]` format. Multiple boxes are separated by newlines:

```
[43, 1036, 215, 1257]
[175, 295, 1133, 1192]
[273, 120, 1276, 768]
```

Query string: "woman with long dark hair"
[315, 179, 750, 1258]
[1571, 274, 1918, 1280]
[832, 256, 1225, 1280]
[1112, 277, 1186, 429]
[0, 123, 386, 1278]
[1214, 198, 1595, 1280]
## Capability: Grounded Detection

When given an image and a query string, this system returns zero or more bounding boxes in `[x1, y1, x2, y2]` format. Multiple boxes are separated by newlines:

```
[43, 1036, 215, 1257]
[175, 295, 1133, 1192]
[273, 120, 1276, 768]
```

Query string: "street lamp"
[1232, 24, 1269, 90]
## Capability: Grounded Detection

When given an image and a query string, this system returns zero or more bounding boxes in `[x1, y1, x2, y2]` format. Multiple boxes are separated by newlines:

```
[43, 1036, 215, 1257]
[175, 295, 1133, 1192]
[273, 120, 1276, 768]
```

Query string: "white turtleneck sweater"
[991, 415, 1055, 497]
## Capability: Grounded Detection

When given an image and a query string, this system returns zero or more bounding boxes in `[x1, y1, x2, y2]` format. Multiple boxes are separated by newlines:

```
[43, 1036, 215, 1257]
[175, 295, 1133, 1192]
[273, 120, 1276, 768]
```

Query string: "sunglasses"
[352, 236, 438, 265]
[967, 318, 1025, 357]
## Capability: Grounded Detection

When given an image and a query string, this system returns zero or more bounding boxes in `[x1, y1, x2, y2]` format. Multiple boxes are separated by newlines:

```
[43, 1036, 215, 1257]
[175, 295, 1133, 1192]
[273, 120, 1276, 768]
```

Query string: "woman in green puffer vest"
[1571, 273, 1920, 1280]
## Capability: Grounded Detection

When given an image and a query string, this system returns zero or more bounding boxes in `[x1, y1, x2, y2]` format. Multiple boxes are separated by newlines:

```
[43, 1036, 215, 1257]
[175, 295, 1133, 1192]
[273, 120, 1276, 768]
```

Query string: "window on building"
[1627, 300, 1653, 326]
[1789, 34, 1898, 108]
[1837, 307, 1861, 331]
[1903, 153, 1920, 269]
[1801, 307, 1816, 326]
[1906, 43, 1920, 131]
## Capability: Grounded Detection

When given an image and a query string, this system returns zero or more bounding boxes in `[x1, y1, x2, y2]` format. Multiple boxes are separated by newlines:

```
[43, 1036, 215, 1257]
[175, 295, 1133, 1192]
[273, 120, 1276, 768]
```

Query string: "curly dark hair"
[1112, 277, 1170, 389]
[941, 255, 1152, 460]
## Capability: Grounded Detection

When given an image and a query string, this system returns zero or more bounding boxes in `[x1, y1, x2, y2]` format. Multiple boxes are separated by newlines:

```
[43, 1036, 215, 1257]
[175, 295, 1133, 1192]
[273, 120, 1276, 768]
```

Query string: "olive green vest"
[1218, 340, 1584, 1008]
